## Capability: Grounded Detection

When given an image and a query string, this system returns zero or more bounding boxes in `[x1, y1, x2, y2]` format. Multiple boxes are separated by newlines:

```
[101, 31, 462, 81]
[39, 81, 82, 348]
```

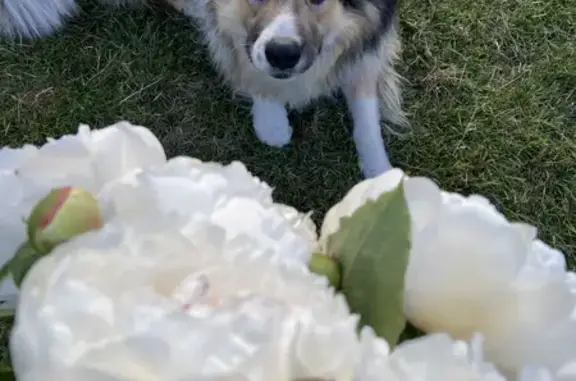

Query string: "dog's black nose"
[265, 40, 302, 71]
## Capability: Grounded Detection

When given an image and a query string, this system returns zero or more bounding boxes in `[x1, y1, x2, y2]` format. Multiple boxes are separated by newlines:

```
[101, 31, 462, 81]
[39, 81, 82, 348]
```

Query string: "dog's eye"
[309, 0, 326, 5]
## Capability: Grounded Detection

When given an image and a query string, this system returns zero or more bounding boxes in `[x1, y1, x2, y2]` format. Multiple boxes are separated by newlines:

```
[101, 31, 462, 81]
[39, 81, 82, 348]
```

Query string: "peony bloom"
[0, 121, 166, 305]
[10, 220, 360, 381]
[10, 213, 526, 381]
[97, 156, 317, 266]
[319, 168, 576, 378]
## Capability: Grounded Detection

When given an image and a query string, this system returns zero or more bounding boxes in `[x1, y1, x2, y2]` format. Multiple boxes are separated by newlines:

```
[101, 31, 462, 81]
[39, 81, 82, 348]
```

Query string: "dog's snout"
[264, 40, 302, 71]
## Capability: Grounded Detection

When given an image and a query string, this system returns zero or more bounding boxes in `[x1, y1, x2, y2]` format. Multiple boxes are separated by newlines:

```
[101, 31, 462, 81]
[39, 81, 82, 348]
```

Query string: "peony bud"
[309, 252, 341, 289]
[27, 187, 103, 254]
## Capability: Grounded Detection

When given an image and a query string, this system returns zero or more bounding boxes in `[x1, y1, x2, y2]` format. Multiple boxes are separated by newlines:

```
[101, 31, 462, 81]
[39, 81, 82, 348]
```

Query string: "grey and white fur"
[0, 0, 408, 177]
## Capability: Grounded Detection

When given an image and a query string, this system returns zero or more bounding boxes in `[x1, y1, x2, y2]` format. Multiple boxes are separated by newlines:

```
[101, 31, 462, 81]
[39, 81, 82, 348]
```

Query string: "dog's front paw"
[252, 99, 292, 148]
[253, 119, 293, 147]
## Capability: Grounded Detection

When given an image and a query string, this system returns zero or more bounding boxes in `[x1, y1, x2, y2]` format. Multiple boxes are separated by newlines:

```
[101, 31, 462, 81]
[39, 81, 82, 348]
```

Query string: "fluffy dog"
[1, 0, 407, 177]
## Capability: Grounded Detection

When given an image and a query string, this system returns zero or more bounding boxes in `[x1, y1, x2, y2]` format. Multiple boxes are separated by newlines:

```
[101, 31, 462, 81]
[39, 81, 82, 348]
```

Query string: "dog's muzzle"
[249, 13, 315, 80]
[264, 38, 302, 73]
[253, 38, 314, 79]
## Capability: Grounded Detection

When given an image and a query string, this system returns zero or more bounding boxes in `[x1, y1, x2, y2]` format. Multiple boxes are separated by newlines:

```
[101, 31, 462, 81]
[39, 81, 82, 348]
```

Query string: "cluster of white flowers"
[1, 121, 575, 381]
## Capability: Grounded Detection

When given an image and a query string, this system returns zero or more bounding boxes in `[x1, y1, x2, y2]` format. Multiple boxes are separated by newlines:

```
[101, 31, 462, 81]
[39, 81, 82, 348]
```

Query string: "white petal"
[273, 204, 318, 253]
[85, 121, 167, 184]
[17, 132, 97, 191]
[0, 145, 38, 172]
[99, 157, 314, 266]
[383, 333, 507, 381]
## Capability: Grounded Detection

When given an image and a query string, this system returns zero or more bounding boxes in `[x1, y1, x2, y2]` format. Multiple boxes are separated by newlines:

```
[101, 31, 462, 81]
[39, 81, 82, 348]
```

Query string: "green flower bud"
[27, 187, 103, 254]
[308, 252, 341, 290]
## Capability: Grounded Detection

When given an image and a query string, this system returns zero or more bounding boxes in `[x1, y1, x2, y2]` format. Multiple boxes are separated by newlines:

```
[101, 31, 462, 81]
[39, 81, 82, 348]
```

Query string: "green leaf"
[0, 256, 14, 284]
[0, 369, 15, 381]
[0, 370, 16, 381]
[327, 181, 411, 348]
[10, 241, 44, 288]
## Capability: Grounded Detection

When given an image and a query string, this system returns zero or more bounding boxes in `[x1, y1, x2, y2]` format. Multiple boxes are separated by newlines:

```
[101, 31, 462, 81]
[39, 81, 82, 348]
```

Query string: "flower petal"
[98, 157, 315, 266]
[83, 121, 166, 184]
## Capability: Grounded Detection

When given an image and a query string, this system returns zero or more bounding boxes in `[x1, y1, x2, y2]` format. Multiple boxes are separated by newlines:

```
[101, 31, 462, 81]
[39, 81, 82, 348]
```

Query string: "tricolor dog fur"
[1, 0, 407, 177]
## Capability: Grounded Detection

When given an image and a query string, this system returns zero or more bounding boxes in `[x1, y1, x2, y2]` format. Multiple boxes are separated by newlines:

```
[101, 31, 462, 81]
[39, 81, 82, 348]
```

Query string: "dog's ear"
[343, 0, 398, 31]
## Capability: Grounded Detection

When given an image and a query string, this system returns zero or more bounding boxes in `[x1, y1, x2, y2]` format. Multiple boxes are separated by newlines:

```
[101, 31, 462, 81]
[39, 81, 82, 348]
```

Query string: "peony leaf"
[0, 257, 13, 284]
[327, 181, 411, 348]
[0, 368, 14, 381]
[10, 241, 44, 288]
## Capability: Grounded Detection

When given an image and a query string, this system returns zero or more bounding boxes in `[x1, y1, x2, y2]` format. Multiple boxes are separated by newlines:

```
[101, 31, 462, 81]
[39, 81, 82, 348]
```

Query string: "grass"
[0, 0, 574, 370]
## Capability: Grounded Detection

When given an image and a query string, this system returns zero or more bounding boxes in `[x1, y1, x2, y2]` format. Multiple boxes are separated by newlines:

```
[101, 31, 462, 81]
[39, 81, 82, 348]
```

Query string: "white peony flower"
[0, 121, 167, 305]
[10, 220, 359, 381]
[97, 156, 317, 266]
[319, 168, 576, 378]
[368, 332, 507, 381]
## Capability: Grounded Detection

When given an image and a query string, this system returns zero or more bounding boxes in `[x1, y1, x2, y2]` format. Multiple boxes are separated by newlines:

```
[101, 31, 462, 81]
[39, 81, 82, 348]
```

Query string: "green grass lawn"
[0, 0, 574, 370]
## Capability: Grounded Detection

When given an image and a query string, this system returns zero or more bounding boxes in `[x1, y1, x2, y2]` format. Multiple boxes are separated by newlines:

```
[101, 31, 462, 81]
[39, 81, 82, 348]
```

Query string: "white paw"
[253, 118, 293, 147]
[252, 99, 292, 148]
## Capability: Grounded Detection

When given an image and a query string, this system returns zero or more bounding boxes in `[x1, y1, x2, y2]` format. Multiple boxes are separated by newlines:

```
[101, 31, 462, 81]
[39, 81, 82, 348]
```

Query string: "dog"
[1, 0, 407, 178]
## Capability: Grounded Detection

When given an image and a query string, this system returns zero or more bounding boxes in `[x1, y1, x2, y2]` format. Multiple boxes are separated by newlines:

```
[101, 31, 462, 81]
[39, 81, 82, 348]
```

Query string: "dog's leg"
[343, 66, 393, 178]
[251, 98, 292, 148]
[345, 96, 392, 177]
